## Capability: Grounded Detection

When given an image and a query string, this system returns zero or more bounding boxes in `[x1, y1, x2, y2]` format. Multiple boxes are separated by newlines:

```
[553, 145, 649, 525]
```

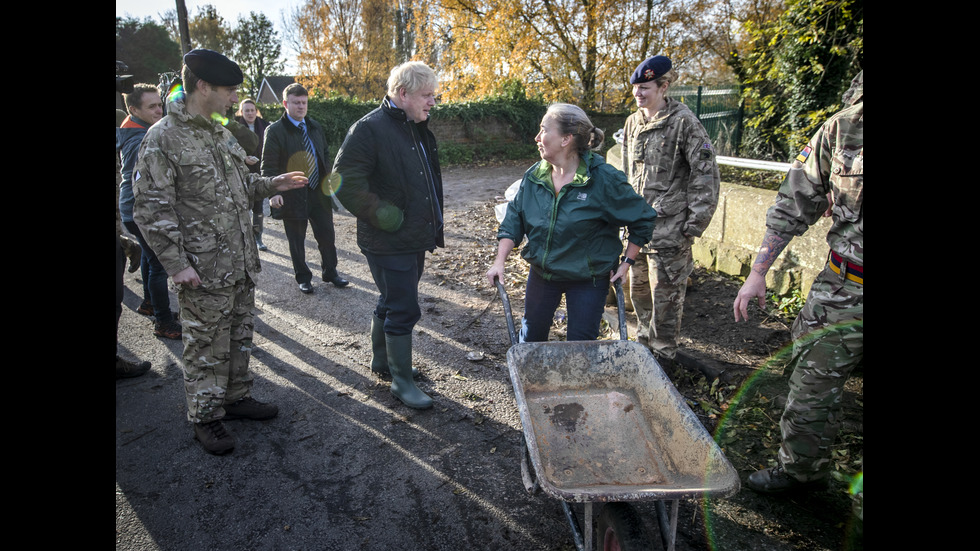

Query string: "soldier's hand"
[272, 171, 309, 191]
[733, 271, 767, 322]
[173, 266, 201, 288]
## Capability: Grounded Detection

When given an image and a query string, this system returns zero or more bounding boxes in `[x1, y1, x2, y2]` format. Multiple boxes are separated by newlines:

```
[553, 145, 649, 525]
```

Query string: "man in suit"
[262, 83, 349, 293]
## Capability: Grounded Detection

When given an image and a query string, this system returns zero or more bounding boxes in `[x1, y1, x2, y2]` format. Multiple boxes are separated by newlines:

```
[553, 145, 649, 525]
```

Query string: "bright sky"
[116, 0, 300, 25]
[117, 0, 302, 71]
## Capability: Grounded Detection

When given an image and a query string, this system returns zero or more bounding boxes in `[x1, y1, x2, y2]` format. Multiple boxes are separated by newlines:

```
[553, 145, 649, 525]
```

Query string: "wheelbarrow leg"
[654, 499, 679, 551]
[560, 501, 587, 551]
[584, 502, 593, 551]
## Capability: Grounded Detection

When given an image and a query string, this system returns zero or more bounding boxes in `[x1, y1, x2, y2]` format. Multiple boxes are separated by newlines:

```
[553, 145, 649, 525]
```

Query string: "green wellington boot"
[371, 315, 419, 377]
[385, 333, 432, 409]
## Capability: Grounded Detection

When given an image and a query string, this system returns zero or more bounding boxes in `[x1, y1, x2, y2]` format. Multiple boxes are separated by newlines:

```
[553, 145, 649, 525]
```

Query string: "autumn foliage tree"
[290, 0, 415, 99]
[412, 0, 710, 111]
[288, 0, 721, 111]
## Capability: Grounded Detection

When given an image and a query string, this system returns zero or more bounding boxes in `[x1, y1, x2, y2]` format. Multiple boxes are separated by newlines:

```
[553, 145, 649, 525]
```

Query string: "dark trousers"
[284, 193, 338, 284]
[116, 235, 125, 351]
[521, 269, 610, 342]
[124, 220, 174, 323]
[365, 251, 426, 336]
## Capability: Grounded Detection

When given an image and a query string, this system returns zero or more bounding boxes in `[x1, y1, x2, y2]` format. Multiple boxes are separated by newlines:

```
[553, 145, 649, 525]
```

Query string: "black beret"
[630, 55, 672, 84]
[183, 49, 243, 86]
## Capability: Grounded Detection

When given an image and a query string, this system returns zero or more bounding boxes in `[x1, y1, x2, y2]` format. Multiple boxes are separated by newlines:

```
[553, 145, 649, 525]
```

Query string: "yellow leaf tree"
[291, 0, 414, 100]
[291, 0, 734, 109]
[410, 0, 708, 110]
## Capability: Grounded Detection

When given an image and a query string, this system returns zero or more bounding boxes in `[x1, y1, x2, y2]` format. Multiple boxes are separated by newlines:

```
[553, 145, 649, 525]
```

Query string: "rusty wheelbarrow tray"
[496, 280, 739, 551]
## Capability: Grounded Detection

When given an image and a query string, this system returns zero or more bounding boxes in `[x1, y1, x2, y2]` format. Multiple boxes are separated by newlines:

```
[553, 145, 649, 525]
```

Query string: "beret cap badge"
[630, 55, 672, 84]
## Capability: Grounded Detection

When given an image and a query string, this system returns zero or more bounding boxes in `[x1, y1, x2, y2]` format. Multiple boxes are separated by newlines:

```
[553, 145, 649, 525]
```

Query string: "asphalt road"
[115, 169, 596, 550]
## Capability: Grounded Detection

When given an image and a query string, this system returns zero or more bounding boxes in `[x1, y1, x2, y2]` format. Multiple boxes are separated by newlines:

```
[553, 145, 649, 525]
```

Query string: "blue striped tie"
[300, 121, 319, 190]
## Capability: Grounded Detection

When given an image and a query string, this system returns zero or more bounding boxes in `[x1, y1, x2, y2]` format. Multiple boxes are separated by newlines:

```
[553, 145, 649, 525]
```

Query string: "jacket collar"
[530, 150, 596, 189]
[382, 96, 431, 132]
[639, 97, 685, 126]
[167, 96, 224, 131]
[120, 115, 150, 130]
[382, 96, 407, 121]
[282, 111, 306, 129]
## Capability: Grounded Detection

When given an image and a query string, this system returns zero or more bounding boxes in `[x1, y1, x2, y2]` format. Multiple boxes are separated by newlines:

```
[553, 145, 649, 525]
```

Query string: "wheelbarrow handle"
[613, 279, 628, 341]
[495, 277, 629, 344]
[495, 277, 520, 346]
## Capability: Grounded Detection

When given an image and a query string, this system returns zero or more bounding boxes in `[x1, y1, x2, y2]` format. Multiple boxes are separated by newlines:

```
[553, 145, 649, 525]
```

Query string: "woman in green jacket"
[486, 103, 657, 342]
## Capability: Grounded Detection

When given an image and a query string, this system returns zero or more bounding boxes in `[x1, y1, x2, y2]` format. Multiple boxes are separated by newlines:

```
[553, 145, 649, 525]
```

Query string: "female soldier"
[622, 56, 720, 361]
[487, 103, 657, 342]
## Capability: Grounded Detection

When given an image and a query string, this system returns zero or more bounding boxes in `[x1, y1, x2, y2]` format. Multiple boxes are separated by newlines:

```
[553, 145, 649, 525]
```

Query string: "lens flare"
[211, 112, 229, 126]
[165, 83, 184, 104]
[325, 172, 343, 197]
[848, 471, 862, 496]
[699, 319, 863, 550]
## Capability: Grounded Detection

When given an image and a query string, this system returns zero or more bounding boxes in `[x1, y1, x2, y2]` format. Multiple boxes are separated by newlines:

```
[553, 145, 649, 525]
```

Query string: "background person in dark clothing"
[117, 82, 181, 340]
[235, 98, 271, 251]
[331, 61, 443, 409]
[262, 83, 348, 293]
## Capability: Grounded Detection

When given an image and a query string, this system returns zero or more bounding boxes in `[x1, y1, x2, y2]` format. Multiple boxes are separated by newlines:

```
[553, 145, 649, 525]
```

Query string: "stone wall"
[607, 144, 829, 297]
[428, 113, 630, 150]
[693, 183, 832, 297]
[429, 117, 523, 146]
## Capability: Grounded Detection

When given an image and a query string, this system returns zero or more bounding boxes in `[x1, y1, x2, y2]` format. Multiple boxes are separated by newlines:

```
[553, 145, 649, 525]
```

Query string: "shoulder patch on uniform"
[795, 145, 812, 163]
[699, 142, 713, 160]
[134, 170, 140, 182]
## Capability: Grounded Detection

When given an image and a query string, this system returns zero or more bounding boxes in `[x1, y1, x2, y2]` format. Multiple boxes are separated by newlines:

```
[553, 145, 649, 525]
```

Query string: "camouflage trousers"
[779, 264, 863, 481]
[177, 278, 256, 423]
[252, 199, 264, 239]
[628, 246, 694, 359]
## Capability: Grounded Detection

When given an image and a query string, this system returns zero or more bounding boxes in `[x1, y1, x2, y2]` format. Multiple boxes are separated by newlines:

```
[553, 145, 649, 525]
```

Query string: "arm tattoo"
[752, 232, 789, 276]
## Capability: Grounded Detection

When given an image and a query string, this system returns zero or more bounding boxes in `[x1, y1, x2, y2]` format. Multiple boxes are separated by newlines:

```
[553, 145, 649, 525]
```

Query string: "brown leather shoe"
[747, 464, 825, 495]
[193, 420, 235, 455]
[154, 319, 183, 340]
[136, 299, 154, 316]
[223, 397, 279, 420]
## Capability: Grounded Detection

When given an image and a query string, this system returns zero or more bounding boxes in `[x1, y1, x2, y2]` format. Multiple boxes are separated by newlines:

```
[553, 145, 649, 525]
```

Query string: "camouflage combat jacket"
[132, 97, 278, 288]
[622, 98, 720, 250]
[766, 72, 863, 267]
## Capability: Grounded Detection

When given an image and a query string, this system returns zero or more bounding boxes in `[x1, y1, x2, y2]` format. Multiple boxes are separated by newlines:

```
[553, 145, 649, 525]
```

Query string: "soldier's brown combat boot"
[193, 420, 235, 455]
[223, 397, 279, 420]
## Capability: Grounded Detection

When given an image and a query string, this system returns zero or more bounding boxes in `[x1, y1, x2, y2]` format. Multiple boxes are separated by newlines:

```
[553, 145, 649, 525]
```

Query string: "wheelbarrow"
[496, 279, 740, 550]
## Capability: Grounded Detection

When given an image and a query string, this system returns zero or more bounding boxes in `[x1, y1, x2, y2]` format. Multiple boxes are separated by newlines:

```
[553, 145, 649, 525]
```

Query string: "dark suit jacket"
[261, 113, 330, 220]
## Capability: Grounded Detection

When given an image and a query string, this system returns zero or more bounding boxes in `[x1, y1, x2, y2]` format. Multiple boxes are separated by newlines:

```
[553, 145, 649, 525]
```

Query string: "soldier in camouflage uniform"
[621, 56, 720, 360]
[132, 49, 308, 455]
[734, 70, 863, 496]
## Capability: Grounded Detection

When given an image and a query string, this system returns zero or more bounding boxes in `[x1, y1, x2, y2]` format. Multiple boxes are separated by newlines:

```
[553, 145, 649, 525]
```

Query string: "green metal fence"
[668, 85, 744, 156]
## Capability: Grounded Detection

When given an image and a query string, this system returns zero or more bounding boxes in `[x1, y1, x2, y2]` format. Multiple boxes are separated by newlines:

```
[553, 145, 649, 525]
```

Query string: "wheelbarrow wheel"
[598, 502, 658, 551]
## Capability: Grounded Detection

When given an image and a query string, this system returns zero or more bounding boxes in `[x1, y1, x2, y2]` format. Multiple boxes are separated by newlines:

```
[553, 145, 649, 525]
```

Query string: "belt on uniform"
[828, 251, 863, 284]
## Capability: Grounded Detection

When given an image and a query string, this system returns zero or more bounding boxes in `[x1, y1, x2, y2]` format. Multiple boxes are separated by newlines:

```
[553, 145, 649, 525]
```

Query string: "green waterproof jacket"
[498, 151, 657, 282]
